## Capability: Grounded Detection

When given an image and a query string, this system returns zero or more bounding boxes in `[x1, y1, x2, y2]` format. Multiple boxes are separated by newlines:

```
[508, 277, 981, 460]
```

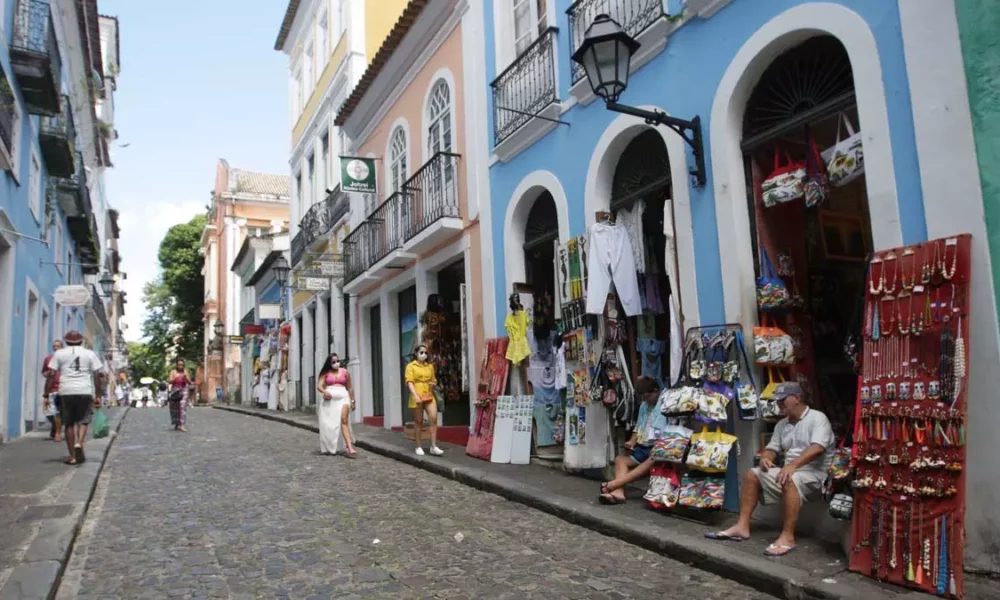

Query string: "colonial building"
[273, 0, 409, 409]
[200, 160, 289, 403]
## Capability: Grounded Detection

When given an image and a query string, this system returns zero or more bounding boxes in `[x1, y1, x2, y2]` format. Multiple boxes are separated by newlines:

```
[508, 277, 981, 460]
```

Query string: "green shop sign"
[340, 156, 377, 194]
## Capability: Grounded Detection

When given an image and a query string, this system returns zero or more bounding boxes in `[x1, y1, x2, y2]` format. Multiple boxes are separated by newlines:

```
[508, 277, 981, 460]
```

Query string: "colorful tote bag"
[686, 426, 738, 473]
[698, 382, 732, 424]
[821, 113, 864, 187]
[677, 476, 726, 510]
[761, 148, 806, 208]
[644, 464, 681, 511]
[734, 331, 759, 421]
[753, 315, 796, 366]
[759, 369, 784, 419]
[756, 248, 790, 312]
[650, 424, 693, 463]
[803, 128, 829, 208]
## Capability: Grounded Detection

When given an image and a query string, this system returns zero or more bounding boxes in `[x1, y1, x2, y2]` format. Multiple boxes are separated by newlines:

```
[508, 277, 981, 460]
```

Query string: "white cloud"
[118, 200, 205, 341]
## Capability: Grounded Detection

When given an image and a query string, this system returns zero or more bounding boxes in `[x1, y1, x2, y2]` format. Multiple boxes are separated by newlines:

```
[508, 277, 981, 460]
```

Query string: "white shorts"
[751, 467, 824, 506]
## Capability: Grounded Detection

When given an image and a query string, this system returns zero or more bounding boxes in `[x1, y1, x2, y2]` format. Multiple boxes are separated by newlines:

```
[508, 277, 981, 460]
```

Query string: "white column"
[464, 246, 478, 426]
[381, 289, 402, 429]
[349, 294, 364, 423]
[414, 263, 438, 342]
[302, 306, 315, 406]
[331, 287, 344, 356]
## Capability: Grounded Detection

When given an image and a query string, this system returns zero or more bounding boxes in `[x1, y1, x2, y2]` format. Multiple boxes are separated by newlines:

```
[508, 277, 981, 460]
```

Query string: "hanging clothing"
[668, 283, 684, 385]
[554, 343, 568, 390]
[504, 309, 531, 365]
[585, 222, 642, 316]
[616, 199, 646, 274]
[637, 314, 657, 339]
[644, 273, 666, 314]
[637, 338, 666, 381]
[319, 385, 351, 454]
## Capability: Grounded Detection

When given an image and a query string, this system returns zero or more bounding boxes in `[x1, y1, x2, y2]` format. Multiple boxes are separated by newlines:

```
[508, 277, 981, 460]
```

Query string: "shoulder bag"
[761, 148, 806, 207]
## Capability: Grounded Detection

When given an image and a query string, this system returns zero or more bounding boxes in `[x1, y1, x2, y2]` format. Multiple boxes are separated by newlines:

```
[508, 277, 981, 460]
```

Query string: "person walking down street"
[405, 345, 443, 457]
[42, 339, 64, 442]
[48, 331, 105, 465]
[168, 359, 193, 431]
[316, 353, 357, 456]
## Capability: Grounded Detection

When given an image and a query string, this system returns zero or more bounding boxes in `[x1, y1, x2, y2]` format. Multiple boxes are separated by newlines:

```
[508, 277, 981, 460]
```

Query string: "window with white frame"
[320, 132, 330, 195]
[292, 68, 303, 117]
[295, 171, 303, 225]
[54, 219, 63, 273]
[389, 127, 408, 194]
[427, 80, 453, 156]
[306, 153, 315, 208]
[338, 0, 348, 35]
[317, 7, 329, 65]
[513, 0, 548, 55]
[28, 147, 41, 221]
[304, 42, 315, 97]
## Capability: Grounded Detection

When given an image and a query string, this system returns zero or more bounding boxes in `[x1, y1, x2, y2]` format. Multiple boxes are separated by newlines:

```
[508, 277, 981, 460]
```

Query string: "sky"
[101, 0, 290, 341]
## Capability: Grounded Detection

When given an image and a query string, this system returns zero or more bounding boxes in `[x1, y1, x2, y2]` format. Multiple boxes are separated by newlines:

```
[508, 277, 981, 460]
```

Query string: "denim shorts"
[630, 444, 651, 464]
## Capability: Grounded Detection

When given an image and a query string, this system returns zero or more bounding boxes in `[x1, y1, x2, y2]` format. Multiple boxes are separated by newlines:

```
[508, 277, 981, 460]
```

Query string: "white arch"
[503, 170, 571, 296]
[584, 108, 700, 328]
[383, 116, 411, 197]
[710, 2, 902, 329]
[420, 67, 458, 162]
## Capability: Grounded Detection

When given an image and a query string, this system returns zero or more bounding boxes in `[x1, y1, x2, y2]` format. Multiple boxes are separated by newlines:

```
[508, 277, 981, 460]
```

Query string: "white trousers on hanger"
[585, 222, 642, 316]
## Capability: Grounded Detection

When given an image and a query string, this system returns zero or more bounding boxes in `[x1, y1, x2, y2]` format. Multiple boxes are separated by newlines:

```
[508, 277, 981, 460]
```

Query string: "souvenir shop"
[243, 319, 289, 411]
[419, 259, 470, 427]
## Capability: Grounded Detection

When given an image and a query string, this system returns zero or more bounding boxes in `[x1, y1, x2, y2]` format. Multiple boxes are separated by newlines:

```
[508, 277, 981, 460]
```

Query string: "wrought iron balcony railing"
[0, 70, 16, 158]
[39, 95, 76, 177]
[299, 185, 350, 250]
[567, 0, 667, 84]
[55, 151, 91, 217]
[9, 0, 62, 116]
[491, 27, 559, 146]
[90, 284, 111, 334]
[290, 231, 305, 268]
[401, 151, 461, 242]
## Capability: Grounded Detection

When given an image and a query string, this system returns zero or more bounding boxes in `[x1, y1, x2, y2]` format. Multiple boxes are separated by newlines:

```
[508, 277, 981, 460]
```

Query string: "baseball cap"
[772, 382, 802, 401]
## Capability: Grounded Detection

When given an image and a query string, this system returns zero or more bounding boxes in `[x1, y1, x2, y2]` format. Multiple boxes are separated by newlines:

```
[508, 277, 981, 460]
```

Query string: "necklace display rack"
[848, 234, 971, 599]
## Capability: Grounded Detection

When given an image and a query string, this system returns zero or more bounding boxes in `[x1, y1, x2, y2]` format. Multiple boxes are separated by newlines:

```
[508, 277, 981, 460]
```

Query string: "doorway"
[741, 35, 870, 437]
[429, 259, 468, 426]
[39, 307, 49, 423]
[397, 286, 418, 421]
[522, 192, 558, 327]
[22, 286, 40, 432]
[0, 238, 11, 439]
[368, 304, 384, 417]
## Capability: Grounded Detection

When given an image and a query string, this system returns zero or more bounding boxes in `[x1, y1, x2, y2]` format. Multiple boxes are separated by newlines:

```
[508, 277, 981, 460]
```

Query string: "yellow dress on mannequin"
[505, 309, 531, 365]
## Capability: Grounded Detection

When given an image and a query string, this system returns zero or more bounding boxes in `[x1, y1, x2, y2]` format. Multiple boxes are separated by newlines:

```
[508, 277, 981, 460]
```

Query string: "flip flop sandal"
[763, 543, 797, 557]
[598, 494, 626, 505]
[705, 532, 750, 542]
[63, 458, 78, 466]
[75, 446, 86, 464]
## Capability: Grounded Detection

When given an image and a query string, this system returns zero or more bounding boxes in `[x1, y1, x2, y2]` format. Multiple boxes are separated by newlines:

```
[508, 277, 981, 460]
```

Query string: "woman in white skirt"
[316, 353, 357, 456]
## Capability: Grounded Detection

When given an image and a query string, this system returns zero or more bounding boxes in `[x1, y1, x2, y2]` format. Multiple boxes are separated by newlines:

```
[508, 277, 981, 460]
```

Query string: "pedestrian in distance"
[42, 339, 63, 442]
[168, 359, 193, 431]
[316, 353, 357, 456]
[405, 344, 443, 457]
[47, 331, 106, 465]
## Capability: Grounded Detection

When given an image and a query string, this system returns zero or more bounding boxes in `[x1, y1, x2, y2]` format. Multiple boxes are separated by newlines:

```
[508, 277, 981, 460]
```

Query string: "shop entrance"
[609, 129, 677, 386]
[368, 304, 384, 417]
[425, 259, 468, 426]
[398, 286, 418, 421]
[523, 191, 558, 326]
[741, 35, 871, 438]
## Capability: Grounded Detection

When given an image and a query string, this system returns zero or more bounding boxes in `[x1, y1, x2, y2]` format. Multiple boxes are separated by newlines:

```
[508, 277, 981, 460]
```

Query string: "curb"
[0, 407, 130, 600]
[215, 406, 896, 600]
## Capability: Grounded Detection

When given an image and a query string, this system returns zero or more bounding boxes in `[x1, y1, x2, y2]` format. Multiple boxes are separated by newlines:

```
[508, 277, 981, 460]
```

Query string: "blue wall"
[1, 6, 86, 440]
[485, 0, 928, 332]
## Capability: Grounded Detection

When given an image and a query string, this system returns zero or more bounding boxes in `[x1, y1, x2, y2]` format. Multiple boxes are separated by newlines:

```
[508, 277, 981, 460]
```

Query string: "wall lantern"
[99, 271, 114, 296]
[273, 255, 290, 286]
[572, 14, 706, 186]
[213, 319, 225, 338]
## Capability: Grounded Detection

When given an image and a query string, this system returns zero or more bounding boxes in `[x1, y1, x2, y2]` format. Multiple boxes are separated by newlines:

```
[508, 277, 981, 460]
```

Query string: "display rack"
[848, 234, 970, 598]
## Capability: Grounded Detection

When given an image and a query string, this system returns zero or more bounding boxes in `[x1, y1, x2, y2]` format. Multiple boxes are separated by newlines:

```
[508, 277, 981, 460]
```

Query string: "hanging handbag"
[734, 331, 759, 421]
[645, 464, 681, 511]
[650, 424, 693, 463]
[721, 333, 739, 384]
[753, 315, 795, 365]
[677, 475, 726, 510]
[687, 336, 706, 381]
[828, 492, 854, 521]
[821, 113, 865, 187]
[761, 148, 806, 208]
[660, 385, 699, 416]
[803, 128, 829, 208]
[698, 382, 732, 424]
[756, 248, 790, 312]
[759, 368, 784, 419]
[686, 425, 738, 473]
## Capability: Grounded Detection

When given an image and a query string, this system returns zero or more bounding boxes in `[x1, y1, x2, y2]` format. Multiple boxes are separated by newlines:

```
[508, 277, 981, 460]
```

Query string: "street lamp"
[572, 14, 706, 187]
[213, 319, 224, 338]
[99, 271, 114, 296]
[272, 255, 290, 321]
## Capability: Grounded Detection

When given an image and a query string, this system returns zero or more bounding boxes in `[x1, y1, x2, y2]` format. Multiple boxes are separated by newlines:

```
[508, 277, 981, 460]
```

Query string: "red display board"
[849, 234, 970, 598]
[466, 338, 510, 460]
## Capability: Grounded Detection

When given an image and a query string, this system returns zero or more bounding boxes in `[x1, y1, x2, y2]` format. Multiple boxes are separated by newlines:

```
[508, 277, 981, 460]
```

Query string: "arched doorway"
[742, 35, 872, 439]
[522, 191, 558, 326]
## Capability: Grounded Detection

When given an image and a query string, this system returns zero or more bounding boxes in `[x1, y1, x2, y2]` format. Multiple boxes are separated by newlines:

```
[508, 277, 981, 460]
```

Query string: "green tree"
[126, 341, 167, 383]
[157, 214, 206, 366]
[141, 279, 172, 366]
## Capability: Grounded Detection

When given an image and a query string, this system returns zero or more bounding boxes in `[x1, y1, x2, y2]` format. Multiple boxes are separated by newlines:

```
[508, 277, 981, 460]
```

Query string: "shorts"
[59, 395, 94, 426]
[751, 466, 824, 506]
[630, 444, 651, 464]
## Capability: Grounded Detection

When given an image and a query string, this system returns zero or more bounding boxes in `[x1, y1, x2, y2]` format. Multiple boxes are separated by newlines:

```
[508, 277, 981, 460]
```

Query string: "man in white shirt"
[706, 382, 835, 557]
[48, 331, 106, 465]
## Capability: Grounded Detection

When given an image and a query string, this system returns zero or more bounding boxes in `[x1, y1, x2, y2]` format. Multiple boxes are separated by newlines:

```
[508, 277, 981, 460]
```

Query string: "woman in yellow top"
[404, 344, 443, 456]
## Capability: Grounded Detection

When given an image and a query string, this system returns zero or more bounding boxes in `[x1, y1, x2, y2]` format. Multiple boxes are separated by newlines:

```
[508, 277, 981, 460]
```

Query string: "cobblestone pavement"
[58, 409, 775, 600]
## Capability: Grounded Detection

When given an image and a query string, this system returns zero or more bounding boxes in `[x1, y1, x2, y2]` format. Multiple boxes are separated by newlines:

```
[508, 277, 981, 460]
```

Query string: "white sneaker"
[415, 447, 425, 456]
[430, 446, 444, 456]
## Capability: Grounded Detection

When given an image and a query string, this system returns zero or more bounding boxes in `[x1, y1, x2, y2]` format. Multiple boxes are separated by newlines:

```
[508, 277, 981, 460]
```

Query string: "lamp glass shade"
[273, 255, 290, 285]
[99, 272, 114, 296]
[570, 14, 639, 103]
[213, 319, 224, 337]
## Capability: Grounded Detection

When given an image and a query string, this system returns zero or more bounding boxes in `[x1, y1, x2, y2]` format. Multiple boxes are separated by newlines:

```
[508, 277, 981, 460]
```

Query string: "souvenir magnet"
[914, 382, 926, 400]
[900, 381, 911, 400]
[928, 380, 941, 400]
[872, 384, 882, 402]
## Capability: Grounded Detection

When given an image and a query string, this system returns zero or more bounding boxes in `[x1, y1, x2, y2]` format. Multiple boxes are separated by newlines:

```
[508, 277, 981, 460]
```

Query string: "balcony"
[300, 186, 349, 248]
[88, 285, 111, 336]
[39, 95, 75, 177]
[54, 152, 89, 217]
[67, 211, 100, 273]
[8, 0, 62, 116]
[342, 152, 462, 291]
[566, 0, 672, 104]
[290, 231, 305, 268]
[0, 68, 18, 170]
[491, 27, 559, 159]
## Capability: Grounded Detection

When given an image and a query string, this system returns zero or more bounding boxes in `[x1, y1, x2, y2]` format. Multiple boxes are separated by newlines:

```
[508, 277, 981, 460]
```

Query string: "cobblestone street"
[57, 409, 774, 600]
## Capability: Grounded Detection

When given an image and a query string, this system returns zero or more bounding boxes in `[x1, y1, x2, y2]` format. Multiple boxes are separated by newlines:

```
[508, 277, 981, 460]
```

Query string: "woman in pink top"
[316, 353, 356, 456]
[168, 358, 193, 432]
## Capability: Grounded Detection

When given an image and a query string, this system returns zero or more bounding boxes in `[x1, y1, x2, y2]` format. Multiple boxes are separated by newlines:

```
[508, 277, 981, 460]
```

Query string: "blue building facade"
[483, 0, 999, 571]
[1, 0, 100, 442]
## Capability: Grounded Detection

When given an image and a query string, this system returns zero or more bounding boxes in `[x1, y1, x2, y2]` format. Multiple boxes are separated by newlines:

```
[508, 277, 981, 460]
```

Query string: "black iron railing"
[290, 231, 305, 267]
[342, 221, 372, 283]
[55, 151, 90, 216]
[0, 71, 15, 157]
[402, 151, 461, 242]
[39, 95, 75, 139]
[90, 285, 110, 334]
[491, 27, 559, 146]
[300, 185, 349, 249]
[368, 192, 405, 265]
[567, 0, 666, 84]
[10, 0, 62, 114]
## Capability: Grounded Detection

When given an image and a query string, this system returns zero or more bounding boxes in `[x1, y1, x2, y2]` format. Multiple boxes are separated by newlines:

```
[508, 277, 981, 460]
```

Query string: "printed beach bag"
[821, 113, 865, 187]
[645, 464, 681, 511]
[758, 369, 784, 419]
[734, 331, 759, 421]
[686, 426, 738, 474]
[756, 248, 790, 312]
[753, 315, 796, 366]
[761, 148, 806, 208]
[803, 128, 829, 208]
[677, 476, 726, 510]
[698, 382, 732, 424]
[650, 424, 693, 463]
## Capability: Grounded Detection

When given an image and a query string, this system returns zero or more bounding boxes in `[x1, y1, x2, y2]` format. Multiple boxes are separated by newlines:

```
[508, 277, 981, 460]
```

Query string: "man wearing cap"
[706, 381, 835, 557]
[48, 331, 106, 465]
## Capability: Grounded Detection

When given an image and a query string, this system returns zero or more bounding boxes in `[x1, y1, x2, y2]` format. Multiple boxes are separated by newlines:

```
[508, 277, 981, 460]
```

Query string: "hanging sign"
[314, 260, 343, 277]
[340, 156, 377, 194]
[54, 285, 91, 306]
[296, 277, 331, 292]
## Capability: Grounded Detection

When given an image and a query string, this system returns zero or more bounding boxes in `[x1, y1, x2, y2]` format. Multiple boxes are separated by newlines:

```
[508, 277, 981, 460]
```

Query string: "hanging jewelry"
[921, 244, 932, 285]
[937, 516, 948, 594]
[869, 253, 885, 296]
[872, 301, 881, 341]
[905, 505, 915, 582]
[890, 507, 899, 570]
[955, 316, 967, 404]
[901, 246, 916, 291]
[932, 288, 944, 323]
[918, 504, 928, 584]
[949, 513, 957, 596]
[885, 252, 899, 295]
[932, 242, 944, 287]
[941, 239, 958, 281]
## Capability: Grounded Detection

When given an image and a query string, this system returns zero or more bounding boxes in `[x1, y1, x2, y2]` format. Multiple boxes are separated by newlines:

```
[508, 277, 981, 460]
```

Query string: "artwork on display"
[490, 395, 534, 465]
